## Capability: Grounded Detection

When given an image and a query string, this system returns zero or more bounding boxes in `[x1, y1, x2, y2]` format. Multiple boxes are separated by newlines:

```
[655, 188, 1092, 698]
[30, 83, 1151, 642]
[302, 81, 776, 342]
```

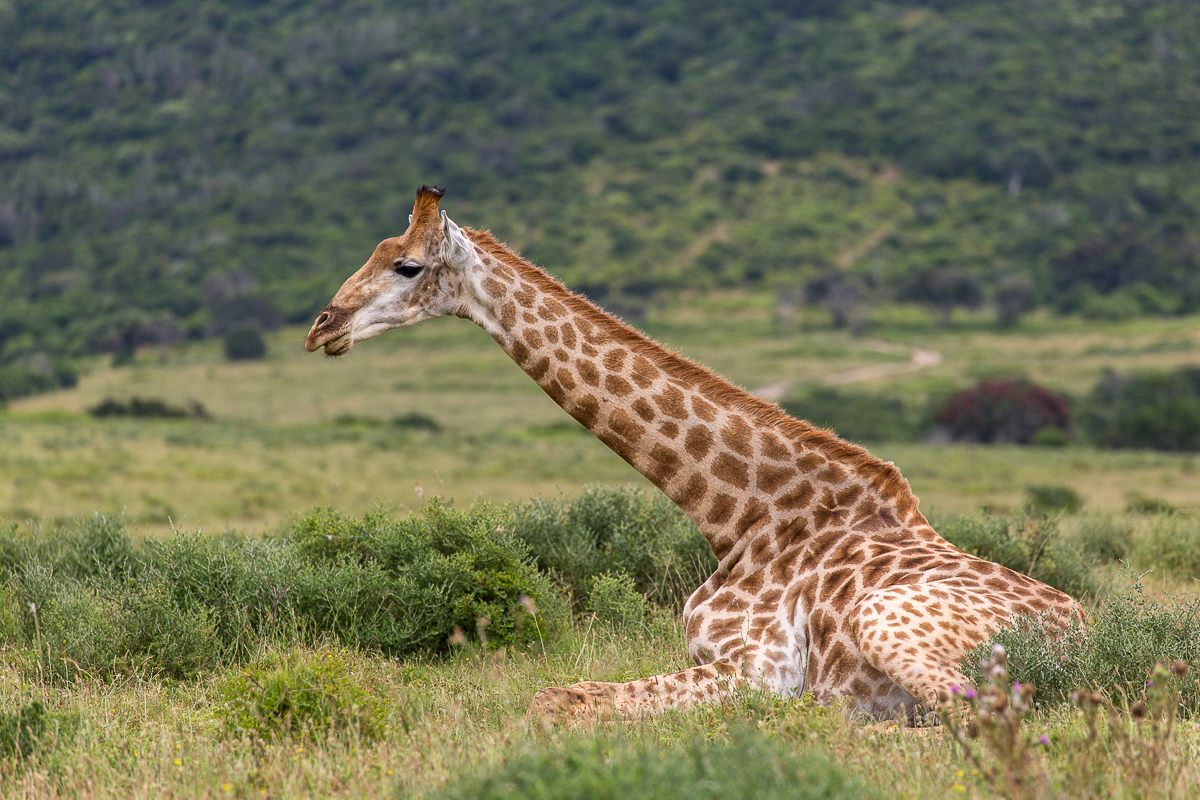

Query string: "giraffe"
[305, 186, 1084, 723]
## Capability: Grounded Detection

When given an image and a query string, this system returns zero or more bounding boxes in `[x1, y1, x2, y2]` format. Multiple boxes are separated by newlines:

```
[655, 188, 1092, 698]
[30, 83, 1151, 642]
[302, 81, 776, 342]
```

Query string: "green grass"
[2, 307, 1200, 796]
[0, 497, 1198, 797]
[4, 311, 1200, 537]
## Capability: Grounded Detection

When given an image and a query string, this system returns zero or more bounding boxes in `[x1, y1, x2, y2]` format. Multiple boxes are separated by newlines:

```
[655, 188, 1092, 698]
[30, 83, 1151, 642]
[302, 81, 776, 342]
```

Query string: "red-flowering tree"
[937, 381, 1070, 444]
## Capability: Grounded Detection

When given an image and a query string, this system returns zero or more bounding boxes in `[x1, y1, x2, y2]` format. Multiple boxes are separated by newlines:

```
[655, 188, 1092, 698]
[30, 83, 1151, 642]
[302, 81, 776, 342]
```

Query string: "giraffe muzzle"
[305, 308, 350, 353]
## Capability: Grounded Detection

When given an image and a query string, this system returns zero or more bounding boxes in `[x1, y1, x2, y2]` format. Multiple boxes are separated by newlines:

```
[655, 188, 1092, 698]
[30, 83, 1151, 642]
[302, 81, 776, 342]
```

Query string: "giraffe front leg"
[528, 660, 746, 724]
[848, 583, 1004, 710]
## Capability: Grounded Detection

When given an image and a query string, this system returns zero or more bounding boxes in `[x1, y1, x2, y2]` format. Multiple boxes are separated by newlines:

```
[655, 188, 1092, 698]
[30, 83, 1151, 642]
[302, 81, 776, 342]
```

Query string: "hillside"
[3, 0, 1200, 390]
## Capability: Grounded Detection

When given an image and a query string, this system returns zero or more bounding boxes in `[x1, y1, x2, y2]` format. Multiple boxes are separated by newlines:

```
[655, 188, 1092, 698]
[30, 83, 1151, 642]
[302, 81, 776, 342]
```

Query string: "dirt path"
[753, 340, 943, 401]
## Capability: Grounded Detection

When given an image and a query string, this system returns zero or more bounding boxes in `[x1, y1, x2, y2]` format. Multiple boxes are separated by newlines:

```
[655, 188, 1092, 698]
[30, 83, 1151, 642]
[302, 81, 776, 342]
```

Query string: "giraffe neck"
[457, 229, 925, 571]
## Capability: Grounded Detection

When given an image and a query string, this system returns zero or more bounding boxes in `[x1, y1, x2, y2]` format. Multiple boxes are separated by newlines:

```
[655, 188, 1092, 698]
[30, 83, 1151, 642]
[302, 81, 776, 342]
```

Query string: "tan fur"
[307, 190, 1085, 725]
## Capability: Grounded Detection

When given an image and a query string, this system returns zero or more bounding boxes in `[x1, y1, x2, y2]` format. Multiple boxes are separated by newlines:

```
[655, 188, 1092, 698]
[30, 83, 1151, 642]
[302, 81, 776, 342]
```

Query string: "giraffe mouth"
[321, 334, 353, 357]
[304, 324, 353, 356]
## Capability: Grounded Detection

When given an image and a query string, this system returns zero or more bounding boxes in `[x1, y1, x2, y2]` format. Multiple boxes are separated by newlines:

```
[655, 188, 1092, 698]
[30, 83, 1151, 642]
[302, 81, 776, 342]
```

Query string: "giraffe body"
[306, 187, 1083, 722]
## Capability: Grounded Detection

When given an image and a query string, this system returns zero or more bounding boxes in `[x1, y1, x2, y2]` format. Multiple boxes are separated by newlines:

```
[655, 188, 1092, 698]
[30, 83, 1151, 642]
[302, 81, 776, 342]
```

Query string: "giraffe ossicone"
[306, 186, 1083, 723]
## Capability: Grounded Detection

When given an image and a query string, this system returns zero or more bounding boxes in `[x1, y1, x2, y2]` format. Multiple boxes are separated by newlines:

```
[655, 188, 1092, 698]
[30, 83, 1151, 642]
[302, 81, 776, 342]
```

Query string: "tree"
[897, 269, 983, 327]
[992, 274, 1035, 329]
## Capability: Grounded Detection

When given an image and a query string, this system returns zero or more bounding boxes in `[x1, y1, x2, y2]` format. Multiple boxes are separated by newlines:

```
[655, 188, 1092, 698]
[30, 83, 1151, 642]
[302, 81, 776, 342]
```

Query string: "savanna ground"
[3, 299, 1200, 799]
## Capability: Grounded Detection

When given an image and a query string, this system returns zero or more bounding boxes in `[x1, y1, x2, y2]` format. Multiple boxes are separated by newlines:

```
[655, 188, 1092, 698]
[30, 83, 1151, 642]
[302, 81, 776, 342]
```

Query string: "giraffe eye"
[393, 260, 424, 279]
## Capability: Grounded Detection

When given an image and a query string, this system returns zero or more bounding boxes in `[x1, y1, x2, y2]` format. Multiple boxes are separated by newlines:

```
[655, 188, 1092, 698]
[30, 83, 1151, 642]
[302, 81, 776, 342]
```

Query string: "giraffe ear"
[439, 210, 473, 271]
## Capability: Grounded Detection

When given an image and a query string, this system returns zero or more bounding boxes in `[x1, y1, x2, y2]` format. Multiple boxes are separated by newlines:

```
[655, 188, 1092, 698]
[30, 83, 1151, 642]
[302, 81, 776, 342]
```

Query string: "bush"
[391, 412, 441, 432]
[283, 501, 562, 654]
[1126, 495, 1177, 515]
[223, 325, 267, 361]
[585, 572, 647, 628]
[509, 485, 715, 610]
[963, 582, 1200, 714]
[1030, 425, 1070, 447]
[435, 727, 875, 800]
[1025, 484, 1082, 514]
[44, 512, 138, 583]
[932, 511, 1102, 601]
[216, 650, 385, 742]
[145, 532, 303, 661]
[6, 503, 562, 680]
[89, 397, 209, 420]
[0, 359, 76, 404]
[1078, 368, 1200, 451]
[781, 387, 920, 443]
[936, 381, 1071, 444]
[29, 572, 219, 682]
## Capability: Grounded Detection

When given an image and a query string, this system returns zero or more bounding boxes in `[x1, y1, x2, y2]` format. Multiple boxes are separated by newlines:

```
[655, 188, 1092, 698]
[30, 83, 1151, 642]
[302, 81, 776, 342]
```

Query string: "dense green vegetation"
[6, 485, 1198, 688]
[1, 503, 560, 680]
[4, 0, 1200, 395]
[435, 727, 877, 800]
[3, 491, 1200, 797]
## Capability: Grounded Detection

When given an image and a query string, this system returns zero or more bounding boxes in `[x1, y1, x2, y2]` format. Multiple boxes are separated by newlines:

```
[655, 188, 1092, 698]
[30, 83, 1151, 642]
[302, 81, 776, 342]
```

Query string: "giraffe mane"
[463, 227, 919, 508]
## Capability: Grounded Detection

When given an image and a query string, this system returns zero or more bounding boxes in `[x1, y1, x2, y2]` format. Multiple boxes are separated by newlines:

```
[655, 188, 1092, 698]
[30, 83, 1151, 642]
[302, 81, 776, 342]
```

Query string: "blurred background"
[1, 0, 1199, 535]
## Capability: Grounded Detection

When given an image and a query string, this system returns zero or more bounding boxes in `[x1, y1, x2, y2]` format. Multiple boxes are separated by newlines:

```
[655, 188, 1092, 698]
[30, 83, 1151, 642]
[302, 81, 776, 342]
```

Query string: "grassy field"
[3, 302, 1200, 537]
[3, 305, 1200, 798]
[4, 609, 1200, 799]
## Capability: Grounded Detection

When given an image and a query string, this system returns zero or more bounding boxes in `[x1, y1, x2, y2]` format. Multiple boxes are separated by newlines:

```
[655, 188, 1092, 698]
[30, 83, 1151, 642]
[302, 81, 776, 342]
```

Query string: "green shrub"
[391, 412, 440, 432]
[1079, 368, 1200, 451]
[932, 511, 1102, 601]
[1030, 425, 1070, 447]
[1125, 495, 1177, 515]
[0, 582, 21, 646]
[0, 521, 31, 582]
[216, 650, 384, 742]
[6, 504, 562, 678]
[0, 360, 76, 404]
[223, 325, 267, 361]
[89, 397, 209, 420]
[31, 572, 218, 682]
[0, 513, 136, 586]
[1132, 515, 1200, 579]
[145, 532, 303, 660]
[585, 572, 647, 628]
[781, 387, 920, 443]
[509, 485, 715, 610]
[963, 582, 1200, 714]
[284, 501, 562, 654]
[1025, 484, 1083, 514]
[435, 726, 876, 800]
[45, 512, 138, 584]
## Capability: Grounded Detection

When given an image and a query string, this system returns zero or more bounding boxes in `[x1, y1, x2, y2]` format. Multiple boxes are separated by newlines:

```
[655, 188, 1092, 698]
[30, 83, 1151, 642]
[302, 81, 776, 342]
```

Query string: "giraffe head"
[305, 185, 476, 355]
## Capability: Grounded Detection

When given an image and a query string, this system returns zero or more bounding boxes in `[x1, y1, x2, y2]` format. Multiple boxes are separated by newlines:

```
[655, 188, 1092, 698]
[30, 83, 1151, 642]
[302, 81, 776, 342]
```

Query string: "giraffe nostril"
[315, 310, 332, 329]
